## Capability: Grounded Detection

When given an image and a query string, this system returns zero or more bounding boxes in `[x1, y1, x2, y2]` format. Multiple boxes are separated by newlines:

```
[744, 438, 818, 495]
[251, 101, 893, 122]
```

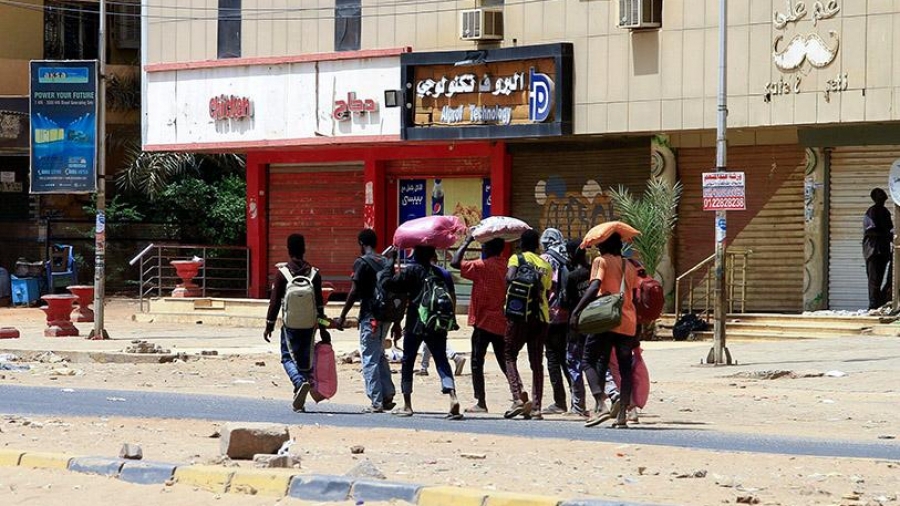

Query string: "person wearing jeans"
[334, 229, 396, 413]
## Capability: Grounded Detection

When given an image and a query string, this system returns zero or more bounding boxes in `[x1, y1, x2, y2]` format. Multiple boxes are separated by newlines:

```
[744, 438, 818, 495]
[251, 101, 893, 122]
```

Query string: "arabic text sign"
[702, 172, 746, 211]
[29, 60, 98, 194]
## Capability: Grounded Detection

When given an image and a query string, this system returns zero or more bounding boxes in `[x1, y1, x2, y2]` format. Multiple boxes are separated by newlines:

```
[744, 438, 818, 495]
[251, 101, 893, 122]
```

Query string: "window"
[44, 1, 99, 60]
[218, 0, 241, 59]
[113, 0, 141, 50]
[334, 0, 361, 52]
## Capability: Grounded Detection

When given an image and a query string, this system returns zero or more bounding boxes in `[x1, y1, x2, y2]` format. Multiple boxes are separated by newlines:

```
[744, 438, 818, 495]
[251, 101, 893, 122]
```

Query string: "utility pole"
[89, 0, 108, 340]
[710, 0, 731, 365]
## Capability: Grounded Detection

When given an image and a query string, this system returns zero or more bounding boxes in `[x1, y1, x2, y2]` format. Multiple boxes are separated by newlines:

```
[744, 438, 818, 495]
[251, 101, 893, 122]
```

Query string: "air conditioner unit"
[460, 8, 504, 41]
[618, 0, 662, 30]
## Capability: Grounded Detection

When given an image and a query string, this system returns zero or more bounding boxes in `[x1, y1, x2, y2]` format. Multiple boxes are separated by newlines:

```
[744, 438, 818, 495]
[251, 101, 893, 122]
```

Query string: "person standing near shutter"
[264, 234, 331, 413]
[570, 232, 637, 428]
[863, 188, 894, 310]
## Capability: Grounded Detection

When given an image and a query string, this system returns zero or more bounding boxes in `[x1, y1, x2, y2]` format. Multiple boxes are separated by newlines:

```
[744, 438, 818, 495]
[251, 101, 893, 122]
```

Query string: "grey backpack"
[279, 266, 319, 330]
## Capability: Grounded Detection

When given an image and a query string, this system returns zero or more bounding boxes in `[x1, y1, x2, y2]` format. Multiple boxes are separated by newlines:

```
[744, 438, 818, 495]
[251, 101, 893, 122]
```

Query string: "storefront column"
[490, 141, 511, 217]
[246, 152, 268, 299]
[364, 156, 388, 244]
[651, 136, 677, 310]
[803, 147, 827, 311]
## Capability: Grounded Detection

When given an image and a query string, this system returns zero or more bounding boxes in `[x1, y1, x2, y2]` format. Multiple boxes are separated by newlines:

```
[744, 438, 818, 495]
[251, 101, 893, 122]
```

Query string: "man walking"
[503, 229, 552, 420]
[540, 228, 571, 415]
[264, 234, 331, 413]
[864, 188, 894, 310]
[334, 229, 396, 413]
[451, 233, 508, 413]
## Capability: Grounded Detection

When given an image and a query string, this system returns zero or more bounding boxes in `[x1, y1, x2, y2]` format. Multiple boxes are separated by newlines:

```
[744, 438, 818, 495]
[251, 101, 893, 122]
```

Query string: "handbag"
[577, 258, 627, 334]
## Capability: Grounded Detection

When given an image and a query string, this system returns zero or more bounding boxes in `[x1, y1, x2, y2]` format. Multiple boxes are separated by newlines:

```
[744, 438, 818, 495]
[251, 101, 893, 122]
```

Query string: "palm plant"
[609, 178, 683, 278]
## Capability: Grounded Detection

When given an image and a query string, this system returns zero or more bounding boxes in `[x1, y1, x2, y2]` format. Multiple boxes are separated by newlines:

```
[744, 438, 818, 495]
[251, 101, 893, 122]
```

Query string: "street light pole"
[89, 0, 108, 340]
[710, 0, 731, 365]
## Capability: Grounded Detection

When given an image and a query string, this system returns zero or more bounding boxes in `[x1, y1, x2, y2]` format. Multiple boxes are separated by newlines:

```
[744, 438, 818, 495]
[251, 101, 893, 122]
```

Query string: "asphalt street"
[2, 385, 898, 460]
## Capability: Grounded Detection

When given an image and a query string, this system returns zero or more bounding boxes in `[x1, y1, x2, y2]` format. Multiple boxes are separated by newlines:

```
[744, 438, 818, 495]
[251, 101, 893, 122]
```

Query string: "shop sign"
[0, 97, 29, 150]
[333, 92, 378, 121]
[29, 60, 98, 194]
[209, 95, 253, 121]
[401, 43, 572, 140]
[703, 172, 746, 211]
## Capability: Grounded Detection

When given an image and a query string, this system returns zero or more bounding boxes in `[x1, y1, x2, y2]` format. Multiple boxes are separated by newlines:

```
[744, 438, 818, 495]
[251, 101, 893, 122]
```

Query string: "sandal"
[391, 407, 414, 417]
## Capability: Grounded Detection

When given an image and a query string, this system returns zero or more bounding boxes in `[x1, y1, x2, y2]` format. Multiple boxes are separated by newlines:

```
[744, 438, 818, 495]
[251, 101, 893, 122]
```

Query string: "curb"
[0, 449, 671, 506]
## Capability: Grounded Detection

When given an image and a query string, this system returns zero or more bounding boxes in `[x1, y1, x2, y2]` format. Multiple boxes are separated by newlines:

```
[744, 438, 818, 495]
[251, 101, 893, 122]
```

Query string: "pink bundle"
[393, 215, 467, 249]
[471, 216, 532, 243]
[608, 346, 650, 409]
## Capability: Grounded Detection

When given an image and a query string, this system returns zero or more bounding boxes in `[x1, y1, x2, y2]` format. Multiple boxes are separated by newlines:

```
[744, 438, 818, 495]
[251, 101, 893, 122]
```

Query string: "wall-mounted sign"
[399, 179, 426, 224]
[0, 97, 29, 150]
[703, 172, 746, 211]
[29, 60, 98, 194]
[209, 95, 253, 121]
[401, 43, 572, 140]
[333, 92, 378, 121]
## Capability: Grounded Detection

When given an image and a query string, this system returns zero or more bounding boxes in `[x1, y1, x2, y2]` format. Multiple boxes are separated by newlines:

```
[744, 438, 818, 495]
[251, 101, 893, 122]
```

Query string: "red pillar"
[490, 141, 511, 217]
[246, 152, 268, 299]
[364, 155, 388, 247]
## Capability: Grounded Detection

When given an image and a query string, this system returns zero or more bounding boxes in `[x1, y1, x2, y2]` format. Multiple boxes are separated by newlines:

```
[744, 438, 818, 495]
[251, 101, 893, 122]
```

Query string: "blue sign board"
[482, 178, 492, 218]
[29, 60, 98, 194]
[399, 179, 426, 224]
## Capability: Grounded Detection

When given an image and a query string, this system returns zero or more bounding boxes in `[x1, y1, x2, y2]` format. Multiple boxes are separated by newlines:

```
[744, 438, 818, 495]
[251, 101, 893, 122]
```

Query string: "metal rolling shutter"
[268, 164, 365, 293]
[509, 143, 650, 241]
[828, 146, 900, 310]
[676, 145, 806, 312]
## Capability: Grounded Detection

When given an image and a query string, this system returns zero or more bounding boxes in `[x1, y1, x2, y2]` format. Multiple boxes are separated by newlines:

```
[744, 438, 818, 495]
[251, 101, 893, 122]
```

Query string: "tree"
[609, 178, 683, 278]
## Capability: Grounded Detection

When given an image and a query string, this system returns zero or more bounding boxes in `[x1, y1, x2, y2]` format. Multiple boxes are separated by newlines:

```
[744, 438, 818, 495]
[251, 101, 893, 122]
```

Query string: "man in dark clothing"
[864, 188, 894, 310]
[385, 245, 461, 419]
[264, 234, 331, 413]
[334, 229, 396, 413]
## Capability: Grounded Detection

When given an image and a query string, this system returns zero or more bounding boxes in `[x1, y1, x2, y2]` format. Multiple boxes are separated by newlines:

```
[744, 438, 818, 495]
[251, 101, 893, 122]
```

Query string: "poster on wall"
[399, 179, 426, 224]
[482, 178, 491, 218]
[29, 60, 98, 194]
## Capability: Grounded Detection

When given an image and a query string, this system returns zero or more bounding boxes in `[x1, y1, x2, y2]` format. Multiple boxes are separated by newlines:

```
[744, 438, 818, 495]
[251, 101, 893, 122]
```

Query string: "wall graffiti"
[535, 177, 616, 240]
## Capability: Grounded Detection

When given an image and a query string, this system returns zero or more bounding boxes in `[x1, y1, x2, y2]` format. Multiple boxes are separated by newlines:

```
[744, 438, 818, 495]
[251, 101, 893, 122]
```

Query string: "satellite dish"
[890, 159, 900, 206]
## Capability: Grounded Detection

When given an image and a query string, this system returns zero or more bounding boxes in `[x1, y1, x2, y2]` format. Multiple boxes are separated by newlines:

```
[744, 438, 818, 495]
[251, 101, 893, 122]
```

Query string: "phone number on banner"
[703, 196, 746, 211]
[703, 186, 745, 198]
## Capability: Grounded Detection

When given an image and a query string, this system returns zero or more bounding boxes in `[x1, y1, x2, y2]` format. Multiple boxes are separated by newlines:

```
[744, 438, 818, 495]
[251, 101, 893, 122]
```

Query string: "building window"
[44, 1, 99, 60]
[218, 0, 241, 59]
[335, 0, 361, 52]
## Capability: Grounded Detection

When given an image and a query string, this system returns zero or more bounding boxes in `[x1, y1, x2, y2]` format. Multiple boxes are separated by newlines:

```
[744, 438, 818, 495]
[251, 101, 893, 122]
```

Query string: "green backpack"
[415, 268, 457, 334]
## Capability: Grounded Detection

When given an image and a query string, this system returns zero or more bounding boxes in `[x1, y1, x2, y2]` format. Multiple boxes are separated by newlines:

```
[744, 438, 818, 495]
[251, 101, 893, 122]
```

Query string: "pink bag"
[608, 346, 650, 409]
[311, 342, 338, 402]
[393, 215, 466, 249]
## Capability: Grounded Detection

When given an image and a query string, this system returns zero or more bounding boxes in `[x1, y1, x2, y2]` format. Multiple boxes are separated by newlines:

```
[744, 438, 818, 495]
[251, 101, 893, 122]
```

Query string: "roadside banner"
[29, 60, 98, 194]
[702, 171, 746, 211]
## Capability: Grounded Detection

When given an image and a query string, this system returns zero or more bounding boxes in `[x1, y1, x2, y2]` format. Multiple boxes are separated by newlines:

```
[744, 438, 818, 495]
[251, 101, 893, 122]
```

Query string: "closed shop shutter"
[676, 145, 806, 312]
[268, 164, 365, 293]
[509, 143, 650, 242]
[828, 146, 900, 310]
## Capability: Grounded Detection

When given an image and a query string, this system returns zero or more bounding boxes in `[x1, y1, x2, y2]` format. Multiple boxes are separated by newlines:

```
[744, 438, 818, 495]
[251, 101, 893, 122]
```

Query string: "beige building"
[144, 0, 900, 312]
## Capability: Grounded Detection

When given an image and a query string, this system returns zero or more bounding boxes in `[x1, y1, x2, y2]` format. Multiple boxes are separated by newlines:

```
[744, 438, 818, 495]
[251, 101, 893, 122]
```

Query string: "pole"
[89, 0, 108, 340]
[710, 0, 731, 365]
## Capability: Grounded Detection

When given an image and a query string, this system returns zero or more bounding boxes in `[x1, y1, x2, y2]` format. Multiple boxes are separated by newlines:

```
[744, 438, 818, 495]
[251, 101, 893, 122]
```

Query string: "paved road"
[3, 385, 898, 460]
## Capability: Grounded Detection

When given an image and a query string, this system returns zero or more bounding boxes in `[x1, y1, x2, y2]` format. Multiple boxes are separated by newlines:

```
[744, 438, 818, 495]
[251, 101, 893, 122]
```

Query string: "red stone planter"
[170, 260, 203, 298]
[67, 285, 95, 322]
[0, 328, 20, 339]
[41, 294, 79, 337]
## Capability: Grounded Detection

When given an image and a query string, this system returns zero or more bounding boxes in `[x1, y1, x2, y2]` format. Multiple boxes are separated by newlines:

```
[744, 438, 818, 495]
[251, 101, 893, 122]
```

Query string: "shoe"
[503, 401, 525, 419]
[541, 404, 566, 415]
[626, 408, 640, 424]
[447, 400, 463, 420]
[611, 410, 628, 429]
[584, 405, 612, 427]
[465, 404, 488, 413]
[414, 369, 429, 376]
[383, 397, 397, 411]
[520, 392, 533, 419]
[525, 412, 543, 421]
[292, 382, 311, 413]
[364, 404, 385, 414]
[453, 355, 467, 376]
[391, 407, 414, 417]
[609, 399, 622, 418]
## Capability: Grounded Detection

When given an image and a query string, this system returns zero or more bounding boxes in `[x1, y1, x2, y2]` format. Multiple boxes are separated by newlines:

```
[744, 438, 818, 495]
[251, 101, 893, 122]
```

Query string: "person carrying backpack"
[264, 233, 331, 413]
[503, 229, 552, 420]
[334, 229, 397, 413]
[384, 245, 462, 419]
[540, 228, 572, 415]
[450, 232, 508, 413]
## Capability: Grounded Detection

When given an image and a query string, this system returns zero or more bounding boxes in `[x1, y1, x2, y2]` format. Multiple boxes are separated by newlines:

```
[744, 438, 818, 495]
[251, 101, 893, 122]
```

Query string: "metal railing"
[674, 248, 752, 318]
[129, 243, 251, 312]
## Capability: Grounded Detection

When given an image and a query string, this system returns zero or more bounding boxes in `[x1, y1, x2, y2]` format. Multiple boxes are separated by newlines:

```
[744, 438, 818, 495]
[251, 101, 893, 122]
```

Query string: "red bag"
[310, 342, 338, 403]
[608, 346, 650, 409]
[629, 259, 664, 324]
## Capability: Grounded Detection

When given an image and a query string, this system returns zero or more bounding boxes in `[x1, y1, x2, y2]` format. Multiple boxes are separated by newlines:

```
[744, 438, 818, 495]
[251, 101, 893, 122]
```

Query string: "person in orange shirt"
[569, 232, 638, 429]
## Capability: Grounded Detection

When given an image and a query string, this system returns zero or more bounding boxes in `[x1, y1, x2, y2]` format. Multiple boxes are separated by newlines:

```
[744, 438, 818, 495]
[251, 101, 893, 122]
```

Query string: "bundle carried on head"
[580, 221, 641, 249]
[470, 216, 532, 243]
[393, 215, 467, 249]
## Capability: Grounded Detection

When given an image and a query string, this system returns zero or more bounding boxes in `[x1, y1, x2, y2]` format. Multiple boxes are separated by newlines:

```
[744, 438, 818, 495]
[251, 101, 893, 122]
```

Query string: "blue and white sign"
[29, 60, 98, 194]
[399, 179, 426, 224]
[528, 68, 554, 123]
[482, 178, 492, 218]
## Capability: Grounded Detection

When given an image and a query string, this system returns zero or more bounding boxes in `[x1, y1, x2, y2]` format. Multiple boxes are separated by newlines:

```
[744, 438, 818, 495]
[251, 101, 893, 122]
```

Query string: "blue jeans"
[402, 330, 455, 395]
[359, 315, 396, 407]
[281, 326, 315, 390]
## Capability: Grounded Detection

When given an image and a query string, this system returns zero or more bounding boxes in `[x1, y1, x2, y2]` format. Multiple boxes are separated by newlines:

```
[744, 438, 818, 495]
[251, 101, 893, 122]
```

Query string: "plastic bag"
[608, 346, 650, 409]
[470, 216, 532, 243]
[310, 342, 338, 402]
[393, 215, 466, 249]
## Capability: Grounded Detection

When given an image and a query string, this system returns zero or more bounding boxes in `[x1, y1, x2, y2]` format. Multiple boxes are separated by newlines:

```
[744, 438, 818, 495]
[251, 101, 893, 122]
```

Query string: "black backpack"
[672, 313, 709, 341]
[361, 255, 408, 323]
[415, 267, 457, 333]
[505, 253, 542, 321]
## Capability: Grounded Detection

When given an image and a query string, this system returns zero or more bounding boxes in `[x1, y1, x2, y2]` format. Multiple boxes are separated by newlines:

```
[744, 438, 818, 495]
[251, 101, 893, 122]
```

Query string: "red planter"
[0, 328, 19, 339]
[67, 285, 95, 323]
[41, 294, 79, 337]
[170, 260, 203, 298]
